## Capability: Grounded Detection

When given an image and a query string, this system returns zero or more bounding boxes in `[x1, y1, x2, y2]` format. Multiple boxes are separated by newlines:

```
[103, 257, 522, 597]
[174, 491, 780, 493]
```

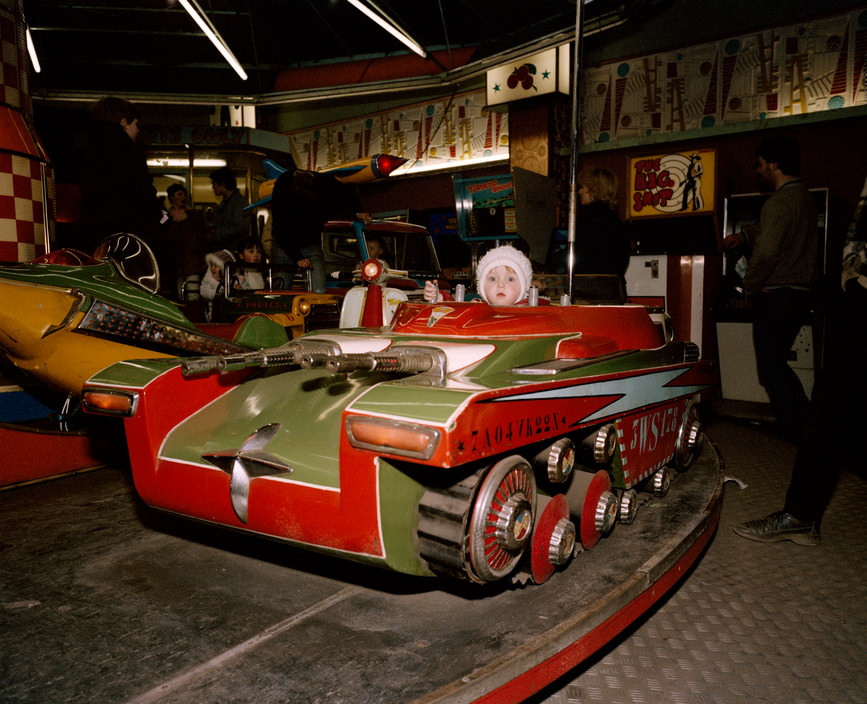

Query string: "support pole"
[567, 0, 585, 300]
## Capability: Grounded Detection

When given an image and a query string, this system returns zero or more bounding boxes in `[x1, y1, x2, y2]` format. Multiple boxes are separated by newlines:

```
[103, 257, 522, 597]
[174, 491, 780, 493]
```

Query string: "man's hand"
[297, 258, 312, 269]
[723, 232, 744, 251]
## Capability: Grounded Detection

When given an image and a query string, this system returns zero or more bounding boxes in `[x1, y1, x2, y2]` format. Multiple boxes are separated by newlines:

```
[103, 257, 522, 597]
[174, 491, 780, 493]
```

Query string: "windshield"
[92, 233, 161, 294]
[323, 222, 440, 282]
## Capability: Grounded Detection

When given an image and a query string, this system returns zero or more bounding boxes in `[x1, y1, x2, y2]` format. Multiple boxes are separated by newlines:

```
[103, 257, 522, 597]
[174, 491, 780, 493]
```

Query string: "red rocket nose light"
[372, 154, 407, 177]
[361, 258, 383, 282]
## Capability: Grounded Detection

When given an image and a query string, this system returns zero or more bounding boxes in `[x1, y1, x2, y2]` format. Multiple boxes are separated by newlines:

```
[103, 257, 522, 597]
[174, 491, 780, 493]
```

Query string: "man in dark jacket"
[725, 137, 818, 443]
[269, 156, 367, 293]
[78, 97, 162, 254]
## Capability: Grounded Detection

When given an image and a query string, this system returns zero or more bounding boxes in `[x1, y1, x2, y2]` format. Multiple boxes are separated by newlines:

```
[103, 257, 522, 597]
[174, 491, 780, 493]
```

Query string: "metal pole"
[567, 0, 585, 300]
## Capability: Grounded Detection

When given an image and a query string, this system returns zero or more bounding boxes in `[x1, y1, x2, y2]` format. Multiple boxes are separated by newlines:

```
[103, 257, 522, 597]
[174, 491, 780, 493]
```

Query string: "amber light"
[81, 389, 138, 417]
[346, 417, 439, 460]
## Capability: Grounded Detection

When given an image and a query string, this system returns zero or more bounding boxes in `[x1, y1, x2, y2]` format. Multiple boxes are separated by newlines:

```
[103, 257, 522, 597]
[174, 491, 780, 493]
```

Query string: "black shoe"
[732, 511, 820, 546]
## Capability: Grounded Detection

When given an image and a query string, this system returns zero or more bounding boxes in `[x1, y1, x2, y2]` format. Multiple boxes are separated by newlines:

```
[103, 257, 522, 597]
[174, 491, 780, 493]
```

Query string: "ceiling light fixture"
[345, 0, 427, 58]
[178, 0, 248, 81]
[25, 26, 41, 73]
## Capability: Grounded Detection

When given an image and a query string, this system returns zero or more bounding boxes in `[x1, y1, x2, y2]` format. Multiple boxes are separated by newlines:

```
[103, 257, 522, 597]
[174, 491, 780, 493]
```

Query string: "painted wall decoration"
[629, 148, 716, 219]
[582, 10, 867, 145]
[286, 90, 509, 174]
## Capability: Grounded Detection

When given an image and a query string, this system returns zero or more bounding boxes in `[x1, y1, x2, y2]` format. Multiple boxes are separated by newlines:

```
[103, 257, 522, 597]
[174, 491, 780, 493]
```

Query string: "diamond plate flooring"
[537, 418, 867, 704]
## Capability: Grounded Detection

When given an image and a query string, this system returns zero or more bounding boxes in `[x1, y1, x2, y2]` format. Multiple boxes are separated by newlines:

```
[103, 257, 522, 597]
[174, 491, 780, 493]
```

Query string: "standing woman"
[78, 97, 162, 254]
[575, 167, 631, 284]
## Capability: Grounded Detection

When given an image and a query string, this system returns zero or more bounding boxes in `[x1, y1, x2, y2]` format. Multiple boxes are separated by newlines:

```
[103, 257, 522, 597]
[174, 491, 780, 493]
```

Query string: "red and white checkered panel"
[0, 10, 22, 110]
[0, 152, 48, 263]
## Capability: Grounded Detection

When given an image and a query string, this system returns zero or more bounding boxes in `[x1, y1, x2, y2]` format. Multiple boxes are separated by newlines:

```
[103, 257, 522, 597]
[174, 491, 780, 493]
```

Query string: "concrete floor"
[1, 415, 865, 703]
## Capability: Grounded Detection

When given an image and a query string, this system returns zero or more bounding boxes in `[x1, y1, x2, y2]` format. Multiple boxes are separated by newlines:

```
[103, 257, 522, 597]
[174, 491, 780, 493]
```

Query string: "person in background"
[157, 183, 209, 300]
[200, 249, 234, 303]
[365, 234, 388, 267]
[724, 137, 818, 444]
[733, 177, 867, 545]
[233, 236, 265, 291]
[209, 167, 251, 253]
[78, 97, 162, 254]
[424, 244, 535, 306]
[574, 166, 631, 285]
[270, 155, 370, 294]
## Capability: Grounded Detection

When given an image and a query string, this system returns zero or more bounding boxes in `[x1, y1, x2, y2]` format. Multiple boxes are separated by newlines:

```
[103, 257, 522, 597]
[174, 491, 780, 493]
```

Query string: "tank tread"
[416, 469, 484, 581]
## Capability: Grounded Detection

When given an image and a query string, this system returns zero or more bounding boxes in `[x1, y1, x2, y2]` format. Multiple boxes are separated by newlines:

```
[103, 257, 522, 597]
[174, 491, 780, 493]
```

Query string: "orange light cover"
[81, 389, 138, 417]
[346, 416, 439, 460]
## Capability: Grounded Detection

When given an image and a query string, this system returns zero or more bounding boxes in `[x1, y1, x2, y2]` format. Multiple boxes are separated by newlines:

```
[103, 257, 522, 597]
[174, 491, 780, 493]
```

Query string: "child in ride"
[423, 244, 535, 306]
[234, 237, 266, 290]
[200, 249, 235, 301]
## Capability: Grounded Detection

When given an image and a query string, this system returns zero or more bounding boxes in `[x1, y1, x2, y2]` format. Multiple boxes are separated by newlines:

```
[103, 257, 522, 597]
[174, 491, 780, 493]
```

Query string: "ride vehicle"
[208, 219, 442, 328]
[81, 289, 710, 586]
[0, 234, 292, 396]
[0, 213, 442, 398]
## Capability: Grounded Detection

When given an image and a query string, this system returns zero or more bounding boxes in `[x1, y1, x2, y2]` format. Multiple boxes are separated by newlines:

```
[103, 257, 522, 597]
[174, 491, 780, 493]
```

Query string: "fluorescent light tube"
[346, 0, 426, 58]
[26, 27, 41, 73]
[178, 0, 248, 81]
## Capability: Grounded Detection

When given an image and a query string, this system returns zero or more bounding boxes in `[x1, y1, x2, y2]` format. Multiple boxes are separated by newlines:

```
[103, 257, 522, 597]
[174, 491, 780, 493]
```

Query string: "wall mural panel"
[581, 10, 867, 145]
[287, 90, 509, 174]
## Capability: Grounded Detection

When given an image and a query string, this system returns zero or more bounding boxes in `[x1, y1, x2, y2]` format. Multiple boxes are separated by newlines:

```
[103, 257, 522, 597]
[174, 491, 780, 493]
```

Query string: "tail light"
[81, 388, 139, 417]
[346, 416, 439, 460]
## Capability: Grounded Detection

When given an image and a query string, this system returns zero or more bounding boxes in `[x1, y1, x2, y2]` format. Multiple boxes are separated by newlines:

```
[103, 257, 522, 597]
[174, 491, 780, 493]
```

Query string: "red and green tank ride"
[81, 285, 711, 586]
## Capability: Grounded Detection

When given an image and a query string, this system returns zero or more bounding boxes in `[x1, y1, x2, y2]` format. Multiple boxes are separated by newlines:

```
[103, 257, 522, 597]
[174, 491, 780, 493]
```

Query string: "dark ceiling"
[24, 0, 645, 100]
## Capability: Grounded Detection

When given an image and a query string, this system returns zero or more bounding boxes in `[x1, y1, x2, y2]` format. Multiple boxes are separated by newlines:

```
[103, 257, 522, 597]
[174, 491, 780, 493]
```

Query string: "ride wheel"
[529, 493, 575, 585]
[651, 465, 676, 497]
[673, 399, 703, 469]
[417, 456, 537, 584]
[467, 456, 537, 583]
[618, 488, 639, 524]
[565, 469, 618, 550]
[590, 423, 618, 465]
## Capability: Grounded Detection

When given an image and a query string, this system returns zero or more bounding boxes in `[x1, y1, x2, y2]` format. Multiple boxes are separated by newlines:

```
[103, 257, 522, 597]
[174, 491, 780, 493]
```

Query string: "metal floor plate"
[538, 419, 867, 704]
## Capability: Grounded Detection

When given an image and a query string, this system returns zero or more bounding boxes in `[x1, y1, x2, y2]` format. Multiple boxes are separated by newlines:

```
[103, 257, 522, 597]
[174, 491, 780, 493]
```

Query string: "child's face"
[209, 263, 222, 279]
[483, 265, 522, 305]
[367, 240, 383, 259]
[240, 246, 261, 263]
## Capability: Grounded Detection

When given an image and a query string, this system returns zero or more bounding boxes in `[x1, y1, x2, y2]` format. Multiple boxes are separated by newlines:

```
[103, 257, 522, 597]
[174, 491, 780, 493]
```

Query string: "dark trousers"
[785, 286, 867, 523]
[751, 287, 813, 443]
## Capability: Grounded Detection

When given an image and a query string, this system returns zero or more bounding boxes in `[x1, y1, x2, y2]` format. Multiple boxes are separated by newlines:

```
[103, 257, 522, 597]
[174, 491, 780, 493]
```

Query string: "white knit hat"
[205, 249, 235, 270]
[475, 244, 533, 303]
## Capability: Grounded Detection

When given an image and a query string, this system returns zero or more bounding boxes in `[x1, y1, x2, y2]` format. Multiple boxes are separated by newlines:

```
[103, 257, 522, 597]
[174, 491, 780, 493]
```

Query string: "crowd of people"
[74, 96, 634, 316]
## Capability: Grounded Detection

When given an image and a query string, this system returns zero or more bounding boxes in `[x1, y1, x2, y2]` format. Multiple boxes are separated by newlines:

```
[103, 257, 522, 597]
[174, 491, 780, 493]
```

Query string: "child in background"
[234, 237, 266, 290]
[200, 249, 235, 301]
[423, 244, 534, 306]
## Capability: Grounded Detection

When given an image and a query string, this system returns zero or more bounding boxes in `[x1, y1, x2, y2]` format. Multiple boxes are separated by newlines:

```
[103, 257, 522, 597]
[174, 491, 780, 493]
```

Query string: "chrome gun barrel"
[181, 339, 340, 377]
[321, 346, 445, 383]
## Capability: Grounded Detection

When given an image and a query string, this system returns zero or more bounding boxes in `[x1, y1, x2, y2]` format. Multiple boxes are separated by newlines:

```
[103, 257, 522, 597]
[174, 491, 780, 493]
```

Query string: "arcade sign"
[628, 148, 716, 219]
